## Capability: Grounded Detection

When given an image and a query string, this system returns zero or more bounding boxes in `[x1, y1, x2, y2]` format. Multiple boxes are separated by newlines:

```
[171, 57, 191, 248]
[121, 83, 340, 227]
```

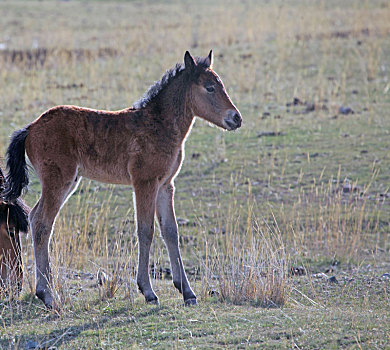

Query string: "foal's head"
[184, 50, 242, 131]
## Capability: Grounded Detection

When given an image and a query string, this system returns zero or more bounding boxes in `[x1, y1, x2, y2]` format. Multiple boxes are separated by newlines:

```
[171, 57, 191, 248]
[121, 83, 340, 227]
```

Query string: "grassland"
[0, 0, 389, 348]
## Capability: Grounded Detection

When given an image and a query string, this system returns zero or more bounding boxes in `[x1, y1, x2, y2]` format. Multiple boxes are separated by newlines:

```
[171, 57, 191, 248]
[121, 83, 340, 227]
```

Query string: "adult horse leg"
[156, 183, 197, 305]
[30, 166, 80, 308]
[134, 179, 159, 304]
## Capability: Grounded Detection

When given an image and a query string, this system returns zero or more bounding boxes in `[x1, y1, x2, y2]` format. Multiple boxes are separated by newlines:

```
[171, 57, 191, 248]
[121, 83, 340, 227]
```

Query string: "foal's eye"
[206, 86, 215, 93]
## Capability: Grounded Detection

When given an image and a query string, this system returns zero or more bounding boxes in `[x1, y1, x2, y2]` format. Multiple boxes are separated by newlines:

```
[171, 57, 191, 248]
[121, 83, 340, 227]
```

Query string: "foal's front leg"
[156, 183, 197, 305]
[134, 180, 159, 304]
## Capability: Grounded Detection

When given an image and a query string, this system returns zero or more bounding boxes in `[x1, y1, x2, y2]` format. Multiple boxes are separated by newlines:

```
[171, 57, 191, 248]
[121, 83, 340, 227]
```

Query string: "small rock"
[293, 97, 304, 106]
[342, 183, 360, 193]
[150, 264, 164, 279]
[177, 217, 190, 226]
[208, 290, 220, 297]
[289, 266, 306, 276]
[327, 276, 338, 284]
[257, 131, 285, 138]
[149, 265, 171, 279]
[304, 103, 315, 112]
[339, 106, 354, 115]
[164, 267, 171, 278]
[286, 97, 304, 107]
[262, 112, 271, 119]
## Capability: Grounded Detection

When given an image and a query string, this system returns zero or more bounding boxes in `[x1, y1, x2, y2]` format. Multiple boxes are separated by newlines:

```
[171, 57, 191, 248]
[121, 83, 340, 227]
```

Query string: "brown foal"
[0, 166, 29, 295]
[3, 50, 242, 308]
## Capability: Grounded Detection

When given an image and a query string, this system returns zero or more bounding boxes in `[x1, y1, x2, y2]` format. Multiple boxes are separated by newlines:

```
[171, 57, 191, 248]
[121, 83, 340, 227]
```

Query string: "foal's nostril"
[224, 110, 242, 130]
[233, 113, 242, 126]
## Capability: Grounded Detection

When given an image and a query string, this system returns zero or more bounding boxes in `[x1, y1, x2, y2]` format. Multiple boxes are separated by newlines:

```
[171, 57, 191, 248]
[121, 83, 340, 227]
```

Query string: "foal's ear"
[205, 50, 213, 69]
[184, 51, 196, 71]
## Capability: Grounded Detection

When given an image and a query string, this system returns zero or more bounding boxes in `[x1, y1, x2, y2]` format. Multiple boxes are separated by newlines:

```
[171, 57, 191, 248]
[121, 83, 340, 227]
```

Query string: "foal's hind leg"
[29, 166, 80, 308]
[156, 183, 197, 305]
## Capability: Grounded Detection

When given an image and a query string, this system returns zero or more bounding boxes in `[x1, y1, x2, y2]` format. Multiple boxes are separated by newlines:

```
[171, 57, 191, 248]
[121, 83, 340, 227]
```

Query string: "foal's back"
[25, 105, 177, 185]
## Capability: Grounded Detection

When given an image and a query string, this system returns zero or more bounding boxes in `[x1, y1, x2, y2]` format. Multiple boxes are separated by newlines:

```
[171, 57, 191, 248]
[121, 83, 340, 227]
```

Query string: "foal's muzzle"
[224, 110, 242, 130]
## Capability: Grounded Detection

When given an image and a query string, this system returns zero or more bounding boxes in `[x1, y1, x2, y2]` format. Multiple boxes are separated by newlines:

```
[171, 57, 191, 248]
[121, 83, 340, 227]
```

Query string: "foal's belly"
[78, 144, 181, 187]
[79, 163, 133, 186]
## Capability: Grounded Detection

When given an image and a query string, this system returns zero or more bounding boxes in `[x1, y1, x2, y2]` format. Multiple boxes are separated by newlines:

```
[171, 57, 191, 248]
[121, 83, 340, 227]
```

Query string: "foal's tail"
[3, 128, 30, 202]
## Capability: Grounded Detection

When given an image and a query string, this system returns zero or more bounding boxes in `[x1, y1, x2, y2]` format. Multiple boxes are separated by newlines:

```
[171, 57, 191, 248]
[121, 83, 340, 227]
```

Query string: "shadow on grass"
[0, 302, 165, 349]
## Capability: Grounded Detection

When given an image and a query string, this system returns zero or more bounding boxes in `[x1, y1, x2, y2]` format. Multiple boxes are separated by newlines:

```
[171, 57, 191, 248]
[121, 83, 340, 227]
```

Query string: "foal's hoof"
[184, 298, 198, 306]
[145, 295, 159, 305]
[36, 290, 53, 310]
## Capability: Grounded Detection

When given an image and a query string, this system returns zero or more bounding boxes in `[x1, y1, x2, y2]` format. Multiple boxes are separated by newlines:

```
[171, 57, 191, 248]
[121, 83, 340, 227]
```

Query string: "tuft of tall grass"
[47, 265, 70, 314]
[199, 180, 291, 307]
[97, 229, 137, 302]
[202, 219, 290, 307]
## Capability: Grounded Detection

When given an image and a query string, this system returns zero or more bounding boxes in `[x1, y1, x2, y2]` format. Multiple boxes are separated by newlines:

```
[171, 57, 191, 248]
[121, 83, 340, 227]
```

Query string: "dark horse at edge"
[3, 50, 242, 308]
[0, 165, 29, 295]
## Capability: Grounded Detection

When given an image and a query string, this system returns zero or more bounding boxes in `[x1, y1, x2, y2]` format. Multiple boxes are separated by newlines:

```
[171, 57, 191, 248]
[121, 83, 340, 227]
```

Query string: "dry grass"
[0, 256, 21, 302]
[202, 217, 290, 307]
[42, 184, 139, 311]
[277, 172, 387, 258]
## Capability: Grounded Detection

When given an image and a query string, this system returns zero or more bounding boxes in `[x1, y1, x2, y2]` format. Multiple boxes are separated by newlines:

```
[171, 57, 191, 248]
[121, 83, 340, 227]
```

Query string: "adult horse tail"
[3, 127, 30, 202]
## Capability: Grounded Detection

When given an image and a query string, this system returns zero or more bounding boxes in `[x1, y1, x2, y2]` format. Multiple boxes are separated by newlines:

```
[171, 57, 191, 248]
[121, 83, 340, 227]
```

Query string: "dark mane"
[133, 56, 210, 109]
[0, 199, 29, 233]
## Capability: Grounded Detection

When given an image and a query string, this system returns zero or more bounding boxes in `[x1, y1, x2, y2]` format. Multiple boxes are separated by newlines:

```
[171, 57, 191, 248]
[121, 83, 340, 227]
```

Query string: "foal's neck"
[155, 73, 194, 141]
